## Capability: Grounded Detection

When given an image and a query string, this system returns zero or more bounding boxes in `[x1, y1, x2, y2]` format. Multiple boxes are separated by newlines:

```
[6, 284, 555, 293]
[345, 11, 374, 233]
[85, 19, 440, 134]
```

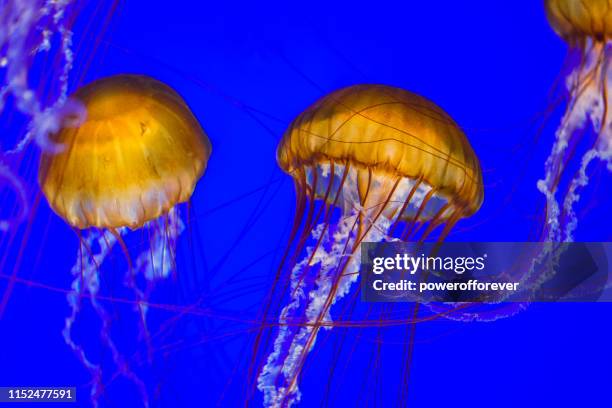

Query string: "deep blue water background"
[1, 0, 612, 406]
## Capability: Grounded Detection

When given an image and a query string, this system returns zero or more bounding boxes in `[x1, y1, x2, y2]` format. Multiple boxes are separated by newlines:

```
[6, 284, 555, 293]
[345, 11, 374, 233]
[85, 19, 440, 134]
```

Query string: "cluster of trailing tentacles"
[0, 0, 80, 232]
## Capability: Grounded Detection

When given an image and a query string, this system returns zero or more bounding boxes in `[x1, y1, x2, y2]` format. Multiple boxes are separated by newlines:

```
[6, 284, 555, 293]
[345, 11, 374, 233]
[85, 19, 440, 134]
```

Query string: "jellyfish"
[38, 74, 211, 406]
[253, 84, 483, 407]
[538, 0, 612, 242]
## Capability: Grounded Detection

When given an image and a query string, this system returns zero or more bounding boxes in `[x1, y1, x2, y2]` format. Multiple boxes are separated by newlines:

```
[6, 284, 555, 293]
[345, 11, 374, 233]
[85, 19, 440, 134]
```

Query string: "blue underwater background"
[1, 0, 612, 406]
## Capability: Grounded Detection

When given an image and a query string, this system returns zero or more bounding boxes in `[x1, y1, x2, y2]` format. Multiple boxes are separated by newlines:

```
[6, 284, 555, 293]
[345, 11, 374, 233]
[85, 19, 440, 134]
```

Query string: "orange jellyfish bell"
[39, 74, 211, 229]
[545, 0, 612, 41]
[277, 84, 484, 225]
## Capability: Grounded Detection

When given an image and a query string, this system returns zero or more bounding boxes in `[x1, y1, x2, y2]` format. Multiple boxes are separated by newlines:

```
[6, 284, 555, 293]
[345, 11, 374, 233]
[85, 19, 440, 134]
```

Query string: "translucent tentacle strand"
[0, 0, 81, 153]
[63, 229, 116, 407]
[65, 228, 150, 407]
[0, 162, 28, 232]
[538, 40, 612, 242]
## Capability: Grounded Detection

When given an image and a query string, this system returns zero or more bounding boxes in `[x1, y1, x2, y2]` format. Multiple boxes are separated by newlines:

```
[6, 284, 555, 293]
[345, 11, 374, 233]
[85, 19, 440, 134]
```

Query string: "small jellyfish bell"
[38, 74, 211, 406]
[254, 84, 483, 407]
[539, 0, 612, 242]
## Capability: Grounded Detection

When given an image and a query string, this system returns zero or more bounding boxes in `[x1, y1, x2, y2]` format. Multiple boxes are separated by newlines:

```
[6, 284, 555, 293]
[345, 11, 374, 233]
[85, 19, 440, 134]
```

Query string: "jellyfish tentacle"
[563, 148, 610, 241]
[388, 177, 422, 236]
[539, 38, 612, 242]
[286, 200, 332, 306]
[112, 226, 155, 367]
[397, 207, 463, 405]
[63, 229, 114, 407]
[280, 205, 397, 407]
[561, 43, 612, 241]
[257, 165, 350, 405]
[1, 0, 79, 154]
[246, 175, 310, 400]
[279, 213, 362, 406]
[401, 188, 435, 241]
[248, 163, 352, 402]
[0, 162, 29, 232]
[259, 165, 407, 407]
[64, 228, 153, 407]
[129, 207, 185, 363]
[258, 168, 347, 406]
[259, 211, 359, 407]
